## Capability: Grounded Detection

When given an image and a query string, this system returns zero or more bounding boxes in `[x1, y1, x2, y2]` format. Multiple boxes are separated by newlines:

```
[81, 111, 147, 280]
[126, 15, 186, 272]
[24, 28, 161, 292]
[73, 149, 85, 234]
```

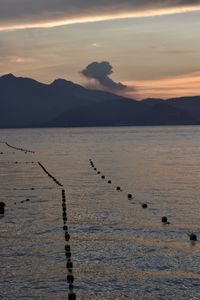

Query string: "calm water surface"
[0, 126, 200, 299]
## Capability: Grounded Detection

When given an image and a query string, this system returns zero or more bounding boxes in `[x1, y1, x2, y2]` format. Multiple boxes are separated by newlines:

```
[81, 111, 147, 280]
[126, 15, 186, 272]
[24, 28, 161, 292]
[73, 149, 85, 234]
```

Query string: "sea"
[0, 126, 200, 299]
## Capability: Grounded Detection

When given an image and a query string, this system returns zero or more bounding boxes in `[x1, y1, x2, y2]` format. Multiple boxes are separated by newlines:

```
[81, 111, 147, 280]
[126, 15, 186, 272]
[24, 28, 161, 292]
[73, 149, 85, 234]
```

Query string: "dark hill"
[0, 74, 200, 128]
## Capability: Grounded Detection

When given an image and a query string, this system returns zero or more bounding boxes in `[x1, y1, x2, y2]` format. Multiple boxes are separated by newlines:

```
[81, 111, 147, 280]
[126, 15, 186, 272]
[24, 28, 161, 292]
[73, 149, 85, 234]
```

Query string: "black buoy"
[128, 193, 133, 199]
[63, 225, 68, 231]
[101, 175, 105, 179]
[65, 251, 72, 258]
[161, 216, 170, 224]
[116, 186, 121, 191]
[65, 245, 71, 252]
[67, 259, 73, 269]
[69, 284, 74, 290]
[188, 233, 197, 241]
[142, 203, 148, 208]
[108, 180, 111, 184]
[26, 198, 30, 202]
[65, 232, 70, 241]
[68, 291, 76, 300]
[0, 202, 5, 214]
[67, 270, 74, 283]
[161, 216, 167, 223]
[97, 171, 101, 174]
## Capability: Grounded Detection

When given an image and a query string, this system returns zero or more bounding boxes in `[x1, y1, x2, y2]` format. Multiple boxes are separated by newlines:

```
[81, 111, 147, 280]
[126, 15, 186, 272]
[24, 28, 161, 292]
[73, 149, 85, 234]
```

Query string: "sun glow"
[1, 5, 200, 31]
[125, 72, 200, 100]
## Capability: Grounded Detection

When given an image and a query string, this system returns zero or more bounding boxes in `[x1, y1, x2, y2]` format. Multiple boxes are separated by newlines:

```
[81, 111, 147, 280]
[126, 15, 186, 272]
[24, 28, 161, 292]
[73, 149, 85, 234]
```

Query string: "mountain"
[0, 73, 200, 128]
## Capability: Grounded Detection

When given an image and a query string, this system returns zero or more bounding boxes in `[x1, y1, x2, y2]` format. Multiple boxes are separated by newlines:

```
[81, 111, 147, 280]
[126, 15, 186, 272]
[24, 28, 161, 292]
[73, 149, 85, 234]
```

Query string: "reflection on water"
[0, 126, 200, 299]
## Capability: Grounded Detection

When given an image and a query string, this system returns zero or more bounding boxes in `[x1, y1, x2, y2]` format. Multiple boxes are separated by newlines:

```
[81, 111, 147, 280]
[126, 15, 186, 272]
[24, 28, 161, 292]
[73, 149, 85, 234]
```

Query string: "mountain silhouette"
[0, 74, 200, 128]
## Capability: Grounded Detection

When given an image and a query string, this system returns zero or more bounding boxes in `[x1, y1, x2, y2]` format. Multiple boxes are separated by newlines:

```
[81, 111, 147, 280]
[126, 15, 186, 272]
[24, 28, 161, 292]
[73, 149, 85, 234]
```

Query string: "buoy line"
[88, 159, 198, 241]
[89, 158, 137, 200]
[89, 159, 148, 207]
[0, 144, 78, 298]
[61, 189, 76, 300]
[4, 142, 35, 153]
[37, 162, 63, 187]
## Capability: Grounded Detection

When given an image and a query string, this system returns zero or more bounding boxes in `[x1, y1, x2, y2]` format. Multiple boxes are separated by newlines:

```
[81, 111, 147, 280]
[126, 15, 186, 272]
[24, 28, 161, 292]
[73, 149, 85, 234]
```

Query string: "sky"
[0, 0, 200, 99]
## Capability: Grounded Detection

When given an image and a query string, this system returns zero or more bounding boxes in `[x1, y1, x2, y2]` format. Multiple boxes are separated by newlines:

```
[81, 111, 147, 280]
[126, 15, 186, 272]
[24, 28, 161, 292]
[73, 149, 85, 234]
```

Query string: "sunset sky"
[0, 0, 200, 99]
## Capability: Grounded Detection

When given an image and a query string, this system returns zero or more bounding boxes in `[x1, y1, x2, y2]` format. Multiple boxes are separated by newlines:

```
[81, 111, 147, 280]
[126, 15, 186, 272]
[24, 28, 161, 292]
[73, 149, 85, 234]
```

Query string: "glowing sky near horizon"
[0, 0, 200, 99]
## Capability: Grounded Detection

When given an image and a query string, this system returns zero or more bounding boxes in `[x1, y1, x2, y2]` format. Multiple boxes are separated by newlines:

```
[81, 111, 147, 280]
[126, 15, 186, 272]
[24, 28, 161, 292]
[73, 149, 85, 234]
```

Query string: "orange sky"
[125, 72, 200, 99]
[0, 1, 200, 99]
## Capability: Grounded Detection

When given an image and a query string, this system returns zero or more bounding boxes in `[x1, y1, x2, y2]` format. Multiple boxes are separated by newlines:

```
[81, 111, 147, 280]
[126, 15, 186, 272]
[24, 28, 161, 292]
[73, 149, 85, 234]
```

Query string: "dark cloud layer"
[0, 0, 200, 29]
[81, 61, 127, 91]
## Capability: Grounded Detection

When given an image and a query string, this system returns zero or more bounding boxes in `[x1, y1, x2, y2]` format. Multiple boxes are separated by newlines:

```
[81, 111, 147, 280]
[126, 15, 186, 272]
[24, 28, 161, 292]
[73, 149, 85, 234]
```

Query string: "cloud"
[0, 0, 200, 31]
[81, 61, 127, 91]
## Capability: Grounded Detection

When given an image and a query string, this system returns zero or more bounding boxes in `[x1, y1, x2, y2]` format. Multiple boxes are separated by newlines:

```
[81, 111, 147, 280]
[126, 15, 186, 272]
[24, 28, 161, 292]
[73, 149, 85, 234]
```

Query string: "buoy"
[97, 171, 101, 174]
[161, 216, 170, 224]
[68, 291, 76, 300]
[67, 259, 73, 269]
[128, 194, 133, 199]
[65, 251, 72, 258]
[0, 202, 5, 214]
[101, 175, 105, 179]
[108, 180, 111, 184]
[65, 232, 70, 241]
[142, 203, 148, 208]
[162, 216, 167, 223]
[26, 198, 30, 202]
[188, 233, 197, 241]
[67, 270, 74, 283]
[116, 186, 121, 191]
[63, 225, 68, 231]
[65, 245, 71, 252]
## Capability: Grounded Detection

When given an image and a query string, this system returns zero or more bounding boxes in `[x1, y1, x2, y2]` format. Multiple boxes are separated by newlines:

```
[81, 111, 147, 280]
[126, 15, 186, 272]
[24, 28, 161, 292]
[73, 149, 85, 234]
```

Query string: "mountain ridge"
[0, 73, 200, 128]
